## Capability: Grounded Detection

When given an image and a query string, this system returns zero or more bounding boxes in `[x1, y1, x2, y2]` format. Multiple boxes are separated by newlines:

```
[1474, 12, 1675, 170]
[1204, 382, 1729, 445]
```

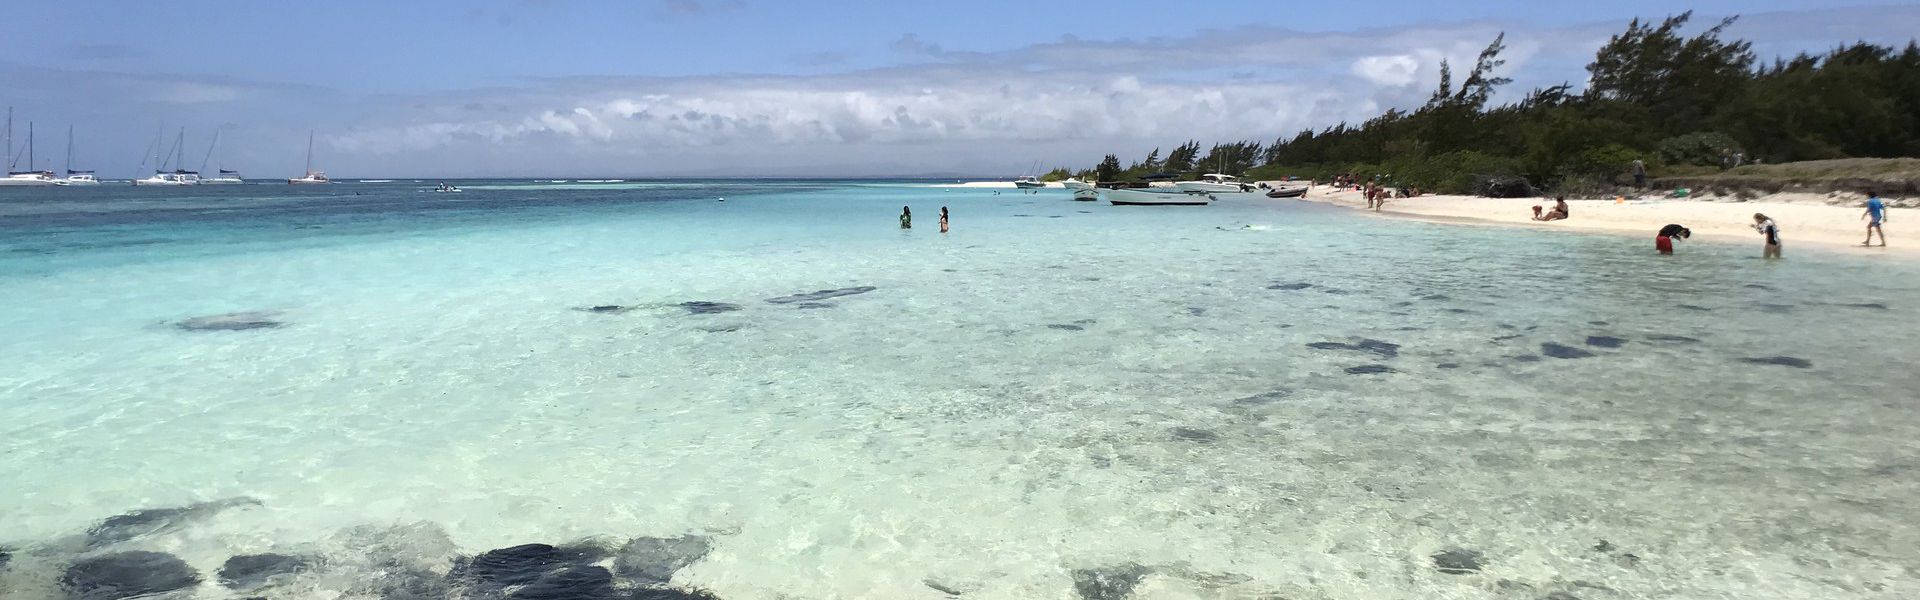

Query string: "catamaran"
[198, 127, 244, 184]
[287, 131, 330, 184]
[55, 125, 99, 185]
[2, 111, 57, 187]
[133, 128, 198, 186]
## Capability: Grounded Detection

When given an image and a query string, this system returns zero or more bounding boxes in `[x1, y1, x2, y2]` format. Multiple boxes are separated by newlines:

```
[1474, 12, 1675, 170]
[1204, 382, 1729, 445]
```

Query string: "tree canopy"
[1074, 13, 1920, 194]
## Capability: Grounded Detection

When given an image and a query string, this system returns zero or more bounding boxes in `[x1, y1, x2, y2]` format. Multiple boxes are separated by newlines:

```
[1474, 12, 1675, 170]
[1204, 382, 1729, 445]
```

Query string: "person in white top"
[1752, 213, 1782, 259]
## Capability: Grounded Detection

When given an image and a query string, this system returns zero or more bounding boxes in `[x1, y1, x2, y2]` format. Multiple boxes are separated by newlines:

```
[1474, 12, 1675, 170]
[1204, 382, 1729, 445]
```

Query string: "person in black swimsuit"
[1533, 197, 1569, 221]
[900, 206, 912, 229]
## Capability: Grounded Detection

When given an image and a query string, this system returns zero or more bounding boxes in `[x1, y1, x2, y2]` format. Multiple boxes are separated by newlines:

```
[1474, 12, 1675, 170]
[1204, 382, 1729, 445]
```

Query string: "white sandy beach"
[1295, 185, 1911, 256]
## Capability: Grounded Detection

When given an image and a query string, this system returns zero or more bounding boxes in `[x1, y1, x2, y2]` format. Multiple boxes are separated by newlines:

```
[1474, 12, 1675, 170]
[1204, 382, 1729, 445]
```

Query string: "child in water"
[939, 206, 949, 233]
[900, 206, 911, 229]
[1656, 224, 1690, 254]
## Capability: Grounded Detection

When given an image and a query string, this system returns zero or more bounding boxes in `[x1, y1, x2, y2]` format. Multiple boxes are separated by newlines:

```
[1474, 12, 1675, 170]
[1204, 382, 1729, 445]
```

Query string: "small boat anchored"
[1104, 187, 1211, 206]
[198, 127, 244, 184]
[2, 111, 58, 187]
[1173, 173, 1251, 194]
[287, 131, 331, 184]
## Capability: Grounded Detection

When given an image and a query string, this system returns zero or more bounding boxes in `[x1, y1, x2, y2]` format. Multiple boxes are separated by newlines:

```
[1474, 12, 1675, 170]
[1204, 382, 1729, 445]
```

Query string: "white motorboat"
[1060, 178, 1094, 191]
[287, 131, 331, 184]
[1072, 187, 1099, 201]
[431, 182, 462, 193]
[1173, 173, 1251, 194]
[1104, 187, 1211, 206]
[57, 171, 100, 186]
[1, 112, 57, 186]
[1013, 175, 1046, 189]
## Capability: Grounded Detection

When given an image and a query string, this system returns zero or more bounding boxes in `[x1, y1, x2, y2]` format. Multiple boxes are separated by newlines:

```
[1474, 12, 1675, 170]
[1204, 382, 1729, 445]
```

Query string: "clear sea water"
[2, 180, 1917, 599]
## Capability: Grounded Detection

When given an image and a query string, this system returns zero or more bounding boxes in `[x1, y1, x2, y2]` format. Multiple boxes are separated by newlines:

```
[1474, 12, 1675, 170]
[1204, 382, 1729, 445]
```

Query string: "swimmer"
[900, 206, 912, 229]
[939, 206, 949, 233]
[1656, 224, 1690, 255]
[1753, 213, 1782, 258]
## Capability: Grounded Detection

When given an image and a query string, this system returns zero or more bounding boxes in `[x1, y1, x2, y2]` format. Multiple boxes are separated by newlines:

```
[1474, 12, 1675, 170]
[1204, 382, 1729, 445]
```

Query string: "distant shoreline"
[1293, 185, 1916, 258]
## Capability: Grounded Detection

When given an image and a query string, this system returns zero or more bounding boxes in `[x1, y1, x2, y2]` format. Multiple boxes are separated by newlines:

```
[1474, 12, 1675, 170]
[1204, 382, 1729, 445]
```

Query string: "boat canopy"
[1202, 173, 1237, 181]
[1139, 172, 1178, 181]
[67, 169, 94, 174]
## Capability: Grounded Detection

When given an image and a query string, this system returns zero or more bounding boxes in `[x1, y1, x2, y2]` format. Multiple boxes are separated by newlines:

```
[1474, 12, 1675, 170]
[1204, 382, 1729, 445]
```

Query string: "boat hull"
[287, 178, 330, 185]
[200, 178, 246, 185]
[1265, 186, 1308, 198]
[1105, 188, 1210, 206]
[1173, 181, 1247, 194]
[1061, 180, 1094, 191]
[1072, 188, 1099, 201]
[0, 178, 56, 187]
[1013, 181, 1046, 189]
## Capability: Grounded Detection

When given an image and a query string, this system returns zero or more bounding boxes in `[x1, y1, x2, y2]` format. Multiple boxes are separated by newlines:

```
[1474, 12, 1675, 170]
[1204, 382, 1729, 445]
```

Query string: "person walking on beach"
[900, 206, 912, 229]
[1632, 159, 1647, 190]
[1656, 224, 1690, 255]
[1862, 193, 1888, 247]
[1753, 213, 1782, 258]
[939, 206, 949, 233]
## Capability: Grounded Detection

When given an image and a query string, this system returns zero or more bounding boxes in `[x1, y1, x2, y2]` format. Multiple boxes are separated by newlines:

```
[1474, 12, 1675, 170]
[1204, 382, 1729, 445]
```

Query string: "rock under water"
[1540, 343, 1596, 359]
[219, 553, 312, 591]
[173, 311, 286, 331]
[1169, 427, 1220, 443]
[1071, 563, 1152, 600]
[1345, 364, 1394, 374]
[765, 286, 878, 305]
[1585, 336, 1627, 348]
[1266, 282, 1314, 291]
[506, 565, 622, 600]
[679, 301, 743, 315]
[1431, 548, 1486, 574]
[453, 543, 597, 589]
[615, 535, 714, 583]
[1305, 339, 1400, 359]
[86, 497, 263, 548]
[578, 305, 637, 314]
[62, 551, 202, 600]
[1741, 356, 1813, 368]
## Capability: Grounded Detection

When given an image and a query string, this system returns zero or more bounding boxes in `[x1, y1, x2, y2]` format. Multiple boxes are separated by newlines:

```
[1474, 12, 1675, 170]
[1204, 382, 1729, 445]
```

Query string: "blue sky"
[4, 1, 1917, 177]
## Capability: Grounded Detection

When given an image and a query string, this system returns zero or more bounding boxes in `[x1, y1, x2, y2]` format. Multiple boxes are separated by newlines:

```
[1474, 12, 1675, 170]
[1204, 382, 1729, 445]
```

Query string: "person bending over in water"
[939, 206, 949, 233]
[900, 206, 912, 229]
[1862, 193, 1888, 247]
[1752, 213, 1782, 258]
[1656, 224, 1690, 254]
[1533, 197, 1570, 221]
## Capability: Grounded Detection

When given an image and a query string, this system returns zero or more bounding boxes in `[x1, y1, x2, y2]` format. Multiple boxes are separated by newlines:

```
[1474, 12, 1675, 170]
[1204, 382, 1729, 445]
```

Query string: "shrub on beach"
[1657, 132, 1745, 167]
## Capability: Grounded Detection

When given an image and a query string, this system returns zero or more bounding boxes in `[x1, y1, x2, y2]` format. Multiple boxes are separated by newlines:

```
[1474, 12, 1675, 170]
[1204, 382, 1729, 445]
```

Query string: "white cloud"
[1351, 55, 1422, 87]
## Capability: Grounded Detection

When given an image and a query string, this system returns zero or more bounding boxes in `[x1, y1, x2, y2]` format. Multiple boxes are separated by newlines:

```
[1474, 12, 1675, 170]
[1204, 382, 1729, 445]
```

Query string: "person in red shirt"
[1656, 224, 1690, 254]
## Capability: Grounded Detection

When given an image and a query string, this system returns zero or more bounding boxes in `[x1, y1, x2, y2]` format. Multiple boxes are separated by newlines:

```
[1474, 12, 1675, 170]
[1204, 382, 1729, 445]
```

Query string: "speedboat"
[1072, 188, 1099, 201]
[1013, 175, 1046, 189]
[1265, 184, 1308, 198]
[1060, 178, 1094, 191]
[201, 169, 245, 185]
[1105, 187, 1211, 206]
[431, 183, 462, 193]
[1174, 173, 1250, 194]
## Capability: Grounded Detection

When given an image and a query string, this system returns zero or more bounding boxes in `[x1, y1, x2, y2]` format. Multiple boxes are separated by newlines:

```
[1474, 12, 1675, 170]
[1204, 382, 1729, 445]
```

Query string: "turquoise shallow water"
[1, 181, 1918, 599]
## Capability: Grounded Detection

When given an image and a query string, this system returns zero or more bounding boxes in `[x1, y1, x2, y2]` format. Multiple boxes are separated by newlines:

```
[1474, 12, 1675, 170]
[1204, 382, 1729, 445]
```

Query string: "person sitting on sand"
[1753, 213, 1782, 258]
[1656, 224, 1691, 254]
[1533, 197, 1569, 221]
[900, 206, 912, 229]
[1863, 193, 1888, 247]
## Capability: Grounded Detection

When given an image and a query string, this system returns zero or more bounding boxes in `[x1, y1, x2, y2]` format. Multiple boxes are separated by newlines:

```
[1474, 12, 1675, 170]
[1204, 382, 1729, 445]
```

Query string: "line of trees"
[1070, 13, 1920, 195]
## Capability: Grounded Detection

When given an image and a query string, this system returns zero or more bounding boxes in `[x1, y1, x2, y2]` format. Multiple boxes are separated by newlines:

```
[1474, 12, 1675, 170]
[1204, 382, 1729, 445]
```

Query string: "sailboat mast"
[27, 121, 35, 172]
[66, 125, 74, 172]
[201, 127, 220, 173]
[305, 131, 314, 174]
[4, 107, 11, 171]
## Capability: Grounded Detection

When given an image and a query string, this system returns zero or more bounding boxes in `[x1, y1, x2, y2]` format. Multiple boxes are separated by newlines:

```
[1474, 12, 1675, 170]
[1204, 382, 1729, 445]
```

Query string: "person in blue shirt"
[1862, 193, 1888, 247]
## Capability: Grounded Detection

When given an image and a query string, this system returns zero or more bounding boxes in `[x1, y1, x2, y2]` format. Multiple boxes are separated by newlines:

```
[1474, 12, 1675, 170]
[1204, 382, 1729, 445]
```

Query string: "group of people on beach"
[900, 206, 949, 233]
[1523, 192, 1889, 258]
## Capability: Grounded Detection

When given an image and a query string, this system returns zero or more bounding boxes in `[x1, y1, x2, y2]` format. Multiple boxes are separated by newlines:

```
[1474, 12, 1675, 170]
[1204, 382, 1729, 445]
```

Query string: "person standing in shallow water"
[1656, 224, 1690, 255]
[939, 206, 949, 233]
[899, 206, 911, 229]
[1753, 213, 1782, 258]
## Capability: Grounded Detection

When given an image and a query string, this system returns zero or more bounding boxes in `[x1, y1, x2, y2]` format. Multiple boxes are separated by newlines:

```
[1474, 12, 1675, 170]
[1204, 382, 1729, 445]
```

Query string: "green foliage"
[1656, 132, 1742, 167]
[1041, 167, 1073, 182]
[1095, 154, 1122, 183]
[1069, 16, 1920, 194]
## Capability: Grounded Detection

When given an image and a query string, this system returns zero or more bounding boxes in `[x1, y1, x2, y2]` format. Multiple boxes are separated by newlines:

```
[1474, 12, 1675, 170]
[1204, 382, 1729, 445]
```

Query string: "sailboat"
[55, 125, 99, 185]
[133, 128, 198, 186]
[1012, 160, 1046, 189]
[198, 126, 244, 184]
[2, 111, 58, 186]
[286, 131, 330, 184]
